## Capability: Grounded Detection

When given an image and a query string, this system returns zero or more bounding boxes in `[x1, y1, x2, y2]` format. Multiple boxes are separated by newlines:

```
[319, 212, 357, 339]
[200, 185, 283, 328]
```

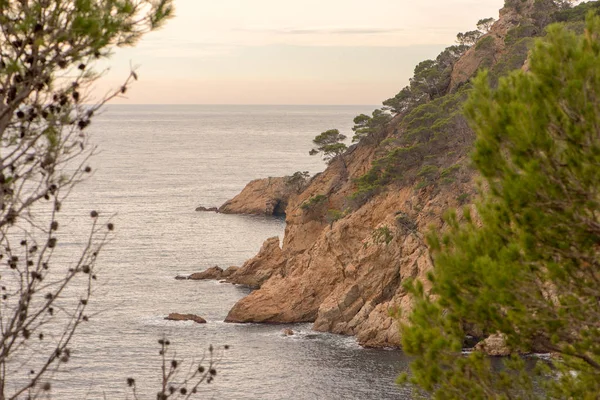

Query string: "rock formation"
[218, 176, 298, 216]
[165, 313, 207, 324]
[203, 0, 550, 350]
[195, 206, 218, 212]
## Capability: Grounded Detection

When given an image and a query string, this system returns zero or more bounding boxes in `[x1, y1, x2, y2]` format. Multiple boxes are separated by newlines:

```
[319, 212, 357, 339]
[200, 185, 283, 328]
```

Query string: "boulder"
[282, 328, 294, 336]
[165, 313, 207, 324]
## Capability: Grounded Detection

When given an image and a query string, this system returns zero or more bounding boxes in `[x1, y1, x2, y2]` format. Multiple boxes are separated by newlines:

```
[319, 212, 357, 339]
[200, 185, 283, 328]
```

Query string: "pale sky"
[94, 0, 505, 105]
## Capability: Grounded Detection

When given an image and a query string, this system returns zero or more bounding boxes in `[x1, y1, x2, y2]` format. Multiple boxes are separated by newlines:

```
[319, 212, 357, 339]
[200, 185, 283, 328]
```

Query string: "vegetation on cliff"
[216, 0, 599, 366]
[401, 11, 600, 399]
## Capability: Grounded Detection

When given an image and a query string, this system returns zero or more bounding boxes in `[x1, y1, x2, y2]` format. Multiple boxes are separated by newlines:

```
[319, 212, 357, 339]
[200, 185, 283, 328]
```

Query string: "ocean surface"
[48, 105, 412, 399]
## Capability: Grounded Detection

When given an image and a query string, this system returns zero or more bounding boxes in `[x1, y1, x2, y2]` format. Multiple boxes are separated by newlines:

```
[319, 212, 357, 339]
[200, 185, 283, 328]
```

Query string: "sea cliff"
[206, 0, 585, 348]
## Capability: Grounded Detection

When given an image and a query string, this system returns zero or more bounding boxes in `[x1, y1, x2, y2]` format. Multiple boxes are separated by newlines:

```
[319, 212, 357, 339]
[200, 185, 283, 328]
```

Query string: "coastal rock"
[222, 5, 527, 348]
[475, 333, 511, 356]
[189, 266, 224, 280]
[185, 266, 239, 281]
[226, 237, 285, 288]
[218, 176, 296, 216]
[224, 136, 473, 345]
[222, 266, 239, 277]
[165, 313, 207, 324]
[195, 206, 218, 212]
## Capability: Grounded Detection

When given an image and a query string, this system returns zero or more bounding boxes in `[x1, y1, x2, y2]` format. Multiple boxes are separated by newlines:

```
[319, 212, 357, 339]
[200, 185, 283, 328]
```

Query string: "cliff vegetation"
[217, 0, 599, 352]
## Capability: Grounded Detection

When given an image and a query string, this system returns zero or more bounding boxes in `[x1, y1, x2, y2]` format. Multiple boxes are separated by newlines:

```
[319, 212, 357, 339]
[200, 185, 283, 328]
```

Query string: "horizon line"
[102, 103, 381, 107]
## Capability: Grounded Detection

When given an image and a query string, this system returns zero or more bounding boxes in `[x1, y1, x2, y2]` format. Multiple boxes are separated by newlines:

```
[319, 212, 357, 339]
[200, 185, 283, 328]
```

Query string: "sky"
[94, 0, 505, 105]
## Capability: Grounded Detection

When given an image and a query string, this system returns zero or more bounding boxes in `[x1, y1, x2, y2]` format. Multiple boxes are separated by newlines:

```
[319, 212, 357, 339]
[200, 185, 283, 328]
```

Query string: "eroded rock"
[165, 313, 207, 324]
[189, 266, 223, 280]
[218, 177, 295, 216]
[195, 206, 218, 212]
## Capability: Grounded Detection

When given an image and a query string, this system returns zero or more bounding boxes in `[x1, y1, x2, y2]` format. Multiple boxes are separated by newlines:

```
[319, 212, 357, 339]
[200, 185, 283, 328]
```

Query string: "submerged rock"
[195, 206, 219, 212]
[282, 328, 294, 336]
[165, 313, 207, 324]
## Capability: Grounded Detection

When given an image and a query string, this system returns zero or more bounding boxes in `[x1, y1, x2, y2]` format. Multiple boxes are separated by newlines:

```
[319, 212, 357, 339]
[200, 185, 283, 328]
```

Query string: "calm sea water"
[50, 105, 412, 399]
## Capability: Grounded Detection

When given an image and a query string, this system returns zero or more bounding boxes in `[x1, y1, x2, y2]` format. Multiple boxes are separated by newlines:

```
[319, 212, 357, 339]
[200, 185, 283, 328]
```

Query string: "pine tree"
[309, 129, 347, 164]
[401, 13, 600, 399]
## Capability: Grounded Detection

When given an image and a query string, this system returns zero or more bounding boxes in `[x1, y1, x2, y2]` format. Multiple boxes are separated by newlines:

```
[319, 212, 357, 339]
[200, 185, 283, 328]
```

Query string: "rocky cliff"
[213, 0, 570, 348]
[218, 176, 296, 216]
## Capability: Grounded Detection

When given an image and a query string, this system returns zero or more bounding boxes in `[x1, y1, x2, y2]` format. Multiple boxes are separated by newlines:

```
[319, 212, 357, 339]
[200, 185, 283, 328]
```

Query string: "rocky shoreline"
[179, 1, 540, 355]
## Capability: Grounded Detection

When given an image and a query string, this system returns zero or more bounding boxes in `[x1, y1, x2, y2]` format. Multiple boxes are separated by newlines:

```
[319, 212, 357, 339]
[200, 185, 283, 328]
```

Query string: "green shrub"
[326, 209, 345, 225]
[300, 194, 327, 210]
[475, 35, 495, 51]
[457, 193, 470, 204]
[372, 226, 394, 245]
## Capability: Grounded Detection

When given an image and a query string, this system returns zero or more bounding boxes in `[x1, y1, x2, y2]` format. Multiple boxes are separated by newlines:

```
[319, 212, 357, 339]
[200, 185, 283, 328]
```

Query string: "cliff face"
[220, 1, 540, 347]
[219, 176, 297, 216]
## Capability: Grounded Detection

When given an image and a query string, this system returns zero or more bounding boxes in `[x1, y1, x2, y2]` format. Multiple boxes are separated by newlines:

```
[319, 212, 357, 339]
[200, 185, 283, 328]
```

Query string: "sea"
[45, 105, 412, 399]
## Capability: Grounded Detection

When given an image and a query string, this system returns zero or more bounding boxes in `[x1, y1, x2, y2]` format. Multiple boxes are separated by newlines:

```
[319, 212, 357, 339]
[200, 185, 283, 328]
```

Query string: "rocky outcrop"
[189, 266, 224, 280]
[195, 206, 218, 212]
[224, 178, 472, 346]
[225, 237, 285, 288]
[449, 0, 538, 92]
[186, 266, 239, 280]
[218, 2, 532, 350]
[219, 176, 297, 216]
[165, 313, 207, 323]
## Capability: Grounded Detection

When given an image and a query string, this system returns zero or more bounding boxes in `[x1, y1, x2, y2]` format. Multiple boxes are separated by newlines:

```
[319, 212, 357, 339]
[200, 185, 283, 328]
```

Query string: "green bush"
[372, 226, 394, 245]
[300, 194, 327, 211]
[475, 35, 495, 51]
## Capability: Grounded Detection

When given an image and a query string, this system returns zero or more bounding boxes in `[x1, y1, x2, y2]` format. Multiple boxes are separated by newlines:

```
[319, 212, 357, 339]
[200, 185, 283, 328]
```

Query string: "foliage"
[351, 109, 391, 143]
[456, 30, 483, 46]
[456, 193, 470, 205]
[383, 45, 469, 115]
[309, 129, 347, 164]
[474, 35, 495, 51]
[477, 17, 496, 33]
[0, 1, 221, 398]
[285, 170, 310, 193]
[300, 194, 327, 211]
[372, 226, 394, 245]
[325, 208, 345, 226]
[352, 86, 473, 206]
[553, 0, 600, 22]
[401, 14, 600, 399]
